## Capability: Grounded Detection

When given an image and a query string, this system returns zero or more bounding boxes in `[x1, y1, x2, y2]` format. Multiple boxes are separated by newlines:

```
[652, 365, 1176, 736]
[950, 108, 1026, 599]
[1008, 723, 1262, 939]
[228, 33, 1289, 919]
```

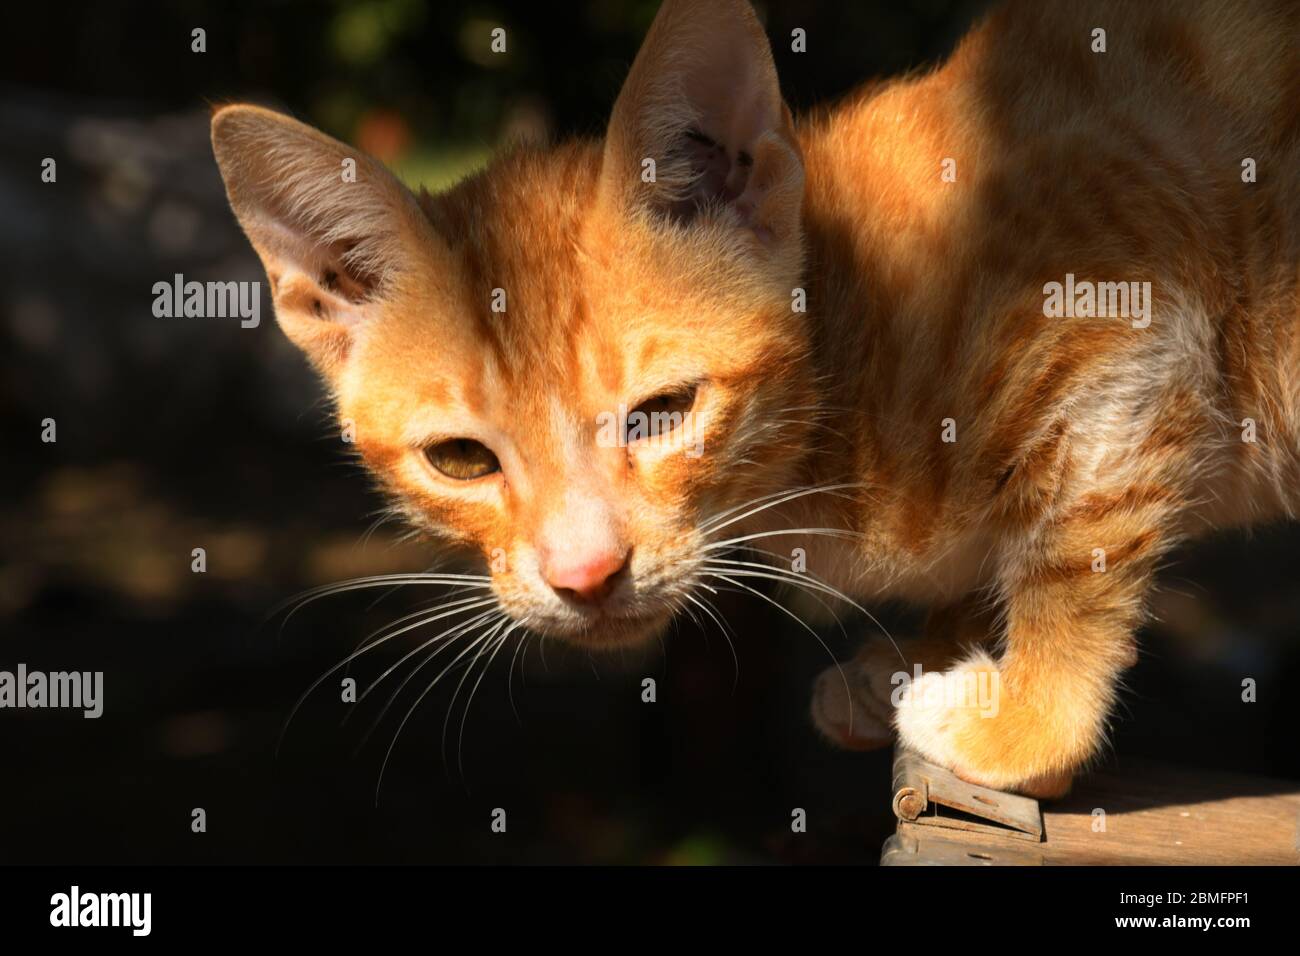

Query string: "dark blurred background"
[1, 0, 1297, 865]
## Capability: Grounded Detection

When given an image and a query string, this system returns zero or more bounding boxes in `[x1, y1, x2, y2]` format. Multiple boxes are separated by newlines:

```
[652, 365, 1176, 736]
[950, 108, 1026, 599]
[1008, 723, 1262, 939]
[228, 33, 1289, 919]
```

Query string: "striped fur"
[213, 0, 1299, 795]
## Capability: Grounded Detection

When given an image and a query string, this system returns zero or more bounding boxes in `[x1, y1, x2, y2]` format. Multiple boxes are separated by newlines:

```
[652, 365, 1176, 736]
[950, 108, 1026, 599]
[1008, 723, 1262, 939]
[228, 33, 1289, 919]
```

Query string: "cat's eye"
[626, 384, 698, 443]
[425, 439, 501, 481]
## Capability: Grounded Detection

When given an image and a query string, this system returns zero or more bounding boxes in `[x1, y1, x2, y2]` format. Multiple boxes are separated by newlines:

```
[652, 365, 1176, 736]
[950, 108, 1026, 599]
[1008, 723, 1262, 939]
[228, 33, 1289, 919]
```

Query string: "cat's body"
[795, 0, 1300, 791]
[796, 0, 1300, 586]
[213, 0, 1299, 796]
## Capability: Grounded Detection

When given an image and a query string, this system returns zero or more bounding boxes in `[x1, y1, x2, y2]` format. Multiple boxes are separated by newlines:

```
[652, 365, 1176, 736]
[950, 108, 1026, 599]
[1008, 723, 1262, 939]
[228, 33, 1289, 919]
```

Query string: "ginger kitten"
[212, 0, 1300, 797]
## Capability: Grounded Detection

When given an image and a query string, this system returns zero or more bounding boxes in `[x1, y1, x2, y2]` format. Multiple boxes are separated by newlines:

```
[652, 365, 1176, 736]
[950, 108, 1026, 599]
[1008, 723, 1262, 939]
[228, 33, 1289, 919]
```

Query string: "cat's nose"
[543, 548, 630, 605]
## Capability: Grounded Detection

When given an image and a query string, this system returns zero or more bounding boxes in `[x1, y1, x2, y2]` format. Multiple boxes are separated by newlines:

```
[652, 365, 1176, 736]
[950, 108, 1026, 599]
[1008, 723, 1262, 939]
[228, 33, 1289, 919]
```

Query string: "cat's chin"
[544, 611, 671, 651]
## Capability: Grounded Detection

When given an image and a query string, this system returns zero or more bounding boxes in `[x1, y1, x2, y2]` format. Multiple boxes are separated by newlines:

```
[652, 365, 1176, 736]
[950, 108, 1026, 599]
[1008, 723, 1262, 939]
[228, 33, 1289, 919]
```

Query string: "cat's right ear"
[211, 104, 439, 378]
[598, 0, 803, 255]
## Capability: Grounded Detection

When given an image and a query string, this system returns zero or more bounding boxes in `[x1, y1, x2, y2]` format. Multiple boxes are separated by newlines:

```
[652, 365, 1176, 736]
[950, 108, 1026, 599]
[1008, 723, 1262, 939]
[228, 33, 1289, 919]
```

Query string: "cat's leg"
[811, 595, 999, 751]
[894, 479, 1182, 798]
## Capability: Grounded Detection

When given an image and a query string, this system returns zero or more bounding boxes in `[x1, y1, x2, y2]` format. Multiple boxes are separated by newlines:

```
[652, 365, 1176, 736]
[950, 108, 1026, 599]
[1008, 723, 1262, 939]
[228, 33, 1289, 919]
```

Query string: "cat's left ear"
[210, 104, 444, 380]
[598, 0, 803, 252]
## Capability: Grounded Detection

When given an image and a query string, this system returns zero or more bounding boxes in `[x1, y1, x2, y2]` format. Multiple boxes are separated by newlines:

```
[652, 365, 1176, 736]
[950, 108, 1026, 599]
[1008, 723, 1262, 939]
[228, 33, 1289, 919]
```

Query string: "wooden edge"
[882, 826, 1045, 866]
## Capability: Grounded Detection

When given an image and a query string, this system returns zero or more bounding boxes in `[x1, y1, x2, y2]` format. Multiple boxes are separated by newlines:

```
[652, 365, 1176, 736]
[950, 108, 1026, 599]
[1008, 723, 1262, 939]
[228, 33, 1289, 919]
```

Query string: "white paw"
[894, 650, 1000, 770]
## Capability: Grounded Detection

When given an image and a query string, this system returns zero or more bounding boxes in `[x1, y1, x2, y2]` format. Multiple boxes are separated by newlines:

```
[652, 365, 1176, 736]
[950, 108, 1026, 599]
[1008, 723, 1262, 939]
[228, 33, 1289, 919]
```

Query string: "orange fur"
[212, 0, 1300, 794]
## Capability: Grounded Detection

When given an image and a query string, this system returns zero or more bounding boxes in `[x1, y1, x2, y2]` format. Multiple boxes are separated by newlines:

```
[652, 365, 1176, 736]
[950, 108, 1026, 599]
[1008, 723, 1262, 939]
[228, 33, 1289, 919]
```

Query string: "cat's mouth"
[489, 555, 689, 650]
[527, 605, 674, 650]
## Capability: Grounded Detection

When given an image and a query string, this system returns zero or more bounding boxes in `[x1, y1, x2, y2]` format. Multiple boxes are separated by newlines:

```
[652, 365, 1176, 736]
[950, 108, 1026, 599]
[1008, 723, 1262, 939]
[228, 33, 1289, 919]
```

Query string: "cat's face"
[213, 0, 812, 647]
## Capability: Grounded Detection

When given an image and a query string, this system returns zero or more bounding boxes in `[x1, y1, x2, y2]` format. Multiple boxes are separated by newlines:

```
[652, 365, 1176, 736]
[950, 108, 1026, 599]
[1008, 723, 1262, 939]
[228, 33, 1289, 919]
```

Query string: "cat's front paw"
[893, 651, 1086, 799]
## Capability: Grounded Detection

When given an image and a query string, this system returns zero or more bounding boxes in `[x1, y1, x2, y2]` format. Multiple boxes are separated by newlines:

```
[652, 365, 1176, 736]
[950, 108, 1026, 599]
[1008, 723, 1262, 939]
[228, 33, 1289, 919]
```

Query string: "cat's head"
[212, 0, 816, 648]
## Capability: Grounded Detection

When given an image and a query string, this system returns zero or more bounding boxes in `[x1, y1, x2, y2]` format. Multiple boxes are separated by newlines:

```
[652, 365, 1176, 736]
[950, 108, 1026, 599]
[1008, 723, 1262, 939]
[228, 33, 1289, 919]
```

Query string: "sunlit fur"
[214, 0, 1299, 796]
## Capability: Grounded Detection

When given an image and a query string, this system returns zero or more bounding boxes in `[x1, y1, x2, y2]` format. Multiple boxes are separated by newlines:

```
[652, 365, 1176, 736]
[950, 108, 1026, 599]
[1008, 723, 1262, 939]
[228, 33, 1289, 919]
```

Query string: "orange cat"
[212, 0, 1300, 797]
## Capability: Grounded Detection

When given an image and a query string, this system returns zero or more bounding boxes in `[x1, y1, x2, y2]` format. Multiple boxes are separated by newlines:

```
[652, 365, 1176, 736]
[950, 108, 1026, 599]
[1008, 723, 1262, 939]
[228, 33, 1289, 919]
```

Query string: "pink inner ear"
[666, 127, 755, 224]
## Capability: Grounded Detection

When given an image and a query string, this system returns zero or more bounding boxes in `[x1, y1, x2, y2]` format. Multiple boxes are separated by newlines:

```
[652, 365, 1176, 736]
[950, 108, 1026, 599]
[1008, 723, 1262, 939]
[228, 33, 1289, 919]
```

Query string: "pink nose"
[543, 549, 630, 604]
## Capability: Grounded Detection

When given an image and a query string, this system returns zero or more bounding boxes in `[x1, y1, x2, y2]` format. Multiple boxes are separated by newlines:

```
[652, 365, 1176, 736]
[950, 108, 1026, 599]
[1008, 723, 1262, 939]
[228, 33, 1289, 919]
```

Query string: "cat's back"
[798, 0, 1300, 537]
[800, 0, 1299, 290]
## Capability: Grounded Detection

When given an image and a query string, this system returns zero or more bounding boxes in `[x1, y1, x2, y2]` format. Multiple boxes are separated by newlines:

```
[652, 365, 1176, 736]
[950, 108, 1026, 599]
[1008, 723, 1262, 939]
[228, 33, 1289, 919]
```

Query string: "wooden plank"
[885, 756, 1300, 865]
[883, 830, 1044, 866]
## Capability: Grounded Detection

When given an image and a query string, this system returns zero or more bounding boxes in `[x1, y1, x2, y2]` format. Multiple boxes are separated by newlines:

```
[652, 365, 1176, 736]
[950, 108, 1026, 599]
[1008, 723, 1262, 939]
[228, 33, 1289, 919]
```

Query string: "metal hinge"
[891, 748, 1044, 842]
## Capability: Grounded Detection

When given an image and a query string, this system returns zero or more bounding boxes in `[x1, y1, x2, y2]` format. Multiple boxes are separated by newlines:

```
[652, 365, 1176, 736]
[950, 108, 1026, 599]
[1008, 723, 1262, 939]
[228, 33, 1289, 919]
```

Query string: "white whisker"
[702, 571, 856, 737]
[268, 572, 492, 635]
[704, 561, 854, 648]
[275, 596, 498, 757]
[703, 556, 900, 660]
[373, 613, 510, 805]
[506, 631, 533, 725]
[453, 618, 529, 778]
[698, 482, 867, 538]
[683, 591, 740, 690]
[346, 605, 503, 720]
[703, 527, 866, 551]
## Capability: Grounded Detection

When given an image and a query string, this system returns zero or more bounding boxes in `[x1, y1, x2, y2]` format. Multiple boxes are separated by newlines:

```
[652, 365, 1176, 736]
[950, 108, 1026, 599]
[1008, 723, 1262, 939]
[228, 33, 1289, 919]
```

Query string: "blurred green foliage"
[8, 0, 990, 193]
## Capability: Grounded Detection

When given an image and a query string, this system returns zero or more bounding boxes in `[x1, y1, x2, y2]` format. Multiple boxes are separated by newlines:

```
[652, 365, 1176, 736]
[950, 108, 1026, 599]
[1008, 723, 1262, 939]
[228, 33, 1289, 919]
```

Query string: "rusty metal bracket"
[891, 748, 1043, 842]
